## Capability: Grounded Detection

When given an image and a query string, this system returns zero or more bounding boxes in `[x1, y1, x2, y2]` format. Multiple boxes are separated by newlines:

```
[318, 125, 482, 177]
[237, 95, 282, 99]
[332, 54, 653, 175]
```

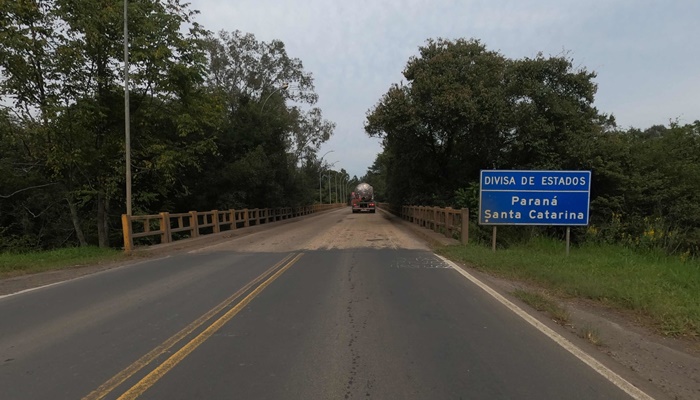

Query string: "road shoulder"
[383, 208, 700, 400]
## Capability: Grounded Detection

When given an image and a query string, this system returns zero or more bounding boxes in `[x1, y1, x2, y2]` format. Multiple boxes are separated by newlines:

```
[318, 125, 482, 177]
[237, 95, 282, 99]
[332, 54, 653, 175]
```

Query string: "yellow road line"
[82, 253, 297, 400]
[116, 252, 304, 400]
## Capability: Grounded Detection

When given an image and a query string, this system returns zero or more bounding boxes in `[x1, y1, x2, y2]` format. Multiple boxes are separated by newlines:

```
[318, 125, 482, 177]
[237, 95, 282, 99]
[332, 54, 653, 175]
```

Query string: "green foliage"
[0, 0, 215, 248]
[177, 30, 333, 211]
[583, 122, 700, 254]
[365, 39, 606, 207]
[365, 37, 699, 255]
[512, 289, 570, 325]
[0, 246, 123, 277]
[0, 2, 337, 252]
[453, 182, 479, 210]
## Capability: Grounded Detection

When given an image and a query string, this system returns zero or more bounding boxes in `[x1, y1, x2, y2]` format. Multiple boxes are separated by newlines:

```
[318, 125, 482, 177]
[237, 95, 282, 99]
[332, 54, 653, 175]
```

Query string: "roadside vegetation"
[1, 1, 340, 253]
[364, 39, 700, 258]
[510, 288, 606, 346]
[511, 288, 570, 326]
[0, 247, 124, 278]
[437, 238, 700, 339]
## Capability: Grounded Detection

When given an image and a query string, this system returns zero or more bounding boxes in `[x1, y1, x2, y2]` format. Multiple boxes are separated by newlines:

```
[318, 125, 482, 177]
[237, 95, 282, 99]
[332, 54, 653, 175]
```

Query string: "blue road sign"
[479, 170, 591, 226]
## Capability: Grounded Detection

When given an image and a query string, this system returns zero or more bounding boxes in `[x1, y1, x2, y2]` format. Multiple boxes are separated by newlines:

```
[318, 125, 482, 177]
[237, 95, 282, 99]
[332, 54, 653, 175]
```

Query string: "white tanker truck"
[351, 183, 376, 213]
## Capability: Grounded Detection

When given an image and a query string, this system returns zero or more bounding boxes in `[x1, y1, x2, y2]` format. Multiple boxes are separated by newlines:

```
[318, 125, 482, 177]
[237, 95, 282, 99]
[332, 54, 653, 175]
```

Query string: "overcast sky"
[187, 0, 700, 179]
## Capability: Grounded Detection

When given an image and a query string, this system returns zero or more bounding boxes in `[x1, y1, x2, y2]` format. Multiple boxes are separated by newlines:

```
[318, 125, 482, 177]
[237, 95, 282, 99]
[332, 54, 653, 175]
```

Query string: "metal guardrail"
[121, 203, 343, 252]
[378, 203, 469, 245]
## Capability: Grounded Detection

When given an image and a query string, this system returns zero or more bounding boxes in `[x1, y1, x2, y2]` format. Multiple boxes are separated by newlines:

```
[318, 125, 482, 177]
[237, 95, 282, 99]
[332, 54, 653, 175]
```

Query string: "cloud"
[189, 0, 700, 177]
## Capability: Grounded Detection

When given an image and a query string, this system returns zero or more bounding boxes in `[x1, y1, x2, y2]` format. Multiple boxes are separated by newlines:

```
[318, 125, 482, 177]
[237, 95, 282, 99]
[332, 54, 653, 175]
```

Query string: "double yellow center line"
[83, 252, 304, 400]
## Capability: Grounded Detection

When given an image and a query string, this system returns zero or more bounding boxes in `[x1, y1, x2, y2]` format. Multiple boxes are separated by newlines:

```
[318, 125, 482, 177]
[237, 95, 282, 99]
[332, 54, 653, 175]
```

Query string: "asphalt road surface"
[0, 208, 651, 399]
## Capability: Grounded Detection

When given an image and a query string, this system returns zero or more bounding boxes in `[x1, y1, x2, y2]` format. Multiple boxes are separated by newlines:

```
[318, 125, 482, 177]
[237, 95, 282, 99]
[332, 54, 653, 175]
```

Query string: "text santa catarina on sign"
[479, 170, 591, 226]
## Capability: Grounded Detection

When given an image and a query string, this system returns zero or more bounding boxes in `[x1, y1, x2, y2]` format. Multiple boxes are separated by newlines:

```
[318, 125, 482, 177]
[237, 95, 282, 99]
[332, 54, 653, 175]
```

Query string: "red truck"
[351, 183, 376, 213]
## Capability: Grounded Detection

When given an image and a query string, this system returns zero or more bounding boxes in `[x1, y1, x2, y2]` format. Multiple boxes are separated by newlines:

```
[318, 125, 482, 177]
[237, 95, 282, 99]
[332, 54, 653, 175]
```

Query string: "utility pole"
[124, 0, 131, 216]
[319, 172, 323, 204]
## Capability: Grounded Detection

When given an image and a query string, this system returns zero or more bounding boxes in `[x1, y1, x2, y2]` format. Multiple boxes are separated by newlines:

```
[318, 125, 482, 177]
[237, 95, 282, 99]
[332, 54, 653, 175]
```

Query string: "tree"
[365, 38, 609, 207]
[0, 0, 87, 246]
[366, 39, 511, 205]
[503, 54, 606, 170]
[182, 30, 334, 210]
[0, 0, 217, 248]
[204, 30, 334, 167]
[586, 122, 700, 253]
[0, 109, 72, 250]
[287, 107, 334, 165]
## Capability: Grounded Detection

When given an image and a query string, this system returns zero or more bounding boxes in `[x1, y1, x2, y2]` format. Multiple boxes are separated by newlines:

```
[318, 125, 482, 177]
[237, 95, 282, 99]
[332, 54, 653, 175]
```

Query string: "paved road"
[0, 208, 646, 399]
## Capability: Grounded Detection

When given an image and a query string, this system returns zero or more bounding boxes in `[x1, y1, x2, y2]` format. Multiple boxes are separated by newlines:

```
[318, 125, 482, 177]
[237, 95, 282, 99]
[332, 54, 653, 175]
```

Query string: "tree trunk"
[96, 190, 109, 248]
[66, 197, 88, 247]
[103, 194, 110, 247]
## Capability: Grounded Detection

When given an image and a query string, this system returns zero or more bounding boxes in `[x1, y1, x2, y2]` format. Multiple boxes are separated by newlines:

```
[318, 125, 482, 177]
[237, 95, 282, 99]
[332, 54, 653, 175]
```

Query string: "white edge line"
[436, 255, 654, 400]
[0, 255, 172, 301]
[0, 279, 69, 300]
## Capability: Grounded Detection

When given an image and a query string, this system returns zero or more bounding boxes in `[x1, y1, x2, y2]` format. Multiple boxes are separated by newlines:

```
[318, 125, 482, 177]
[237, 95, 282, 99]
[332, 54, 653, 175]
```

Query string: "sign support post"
[492, 226, 497, 252]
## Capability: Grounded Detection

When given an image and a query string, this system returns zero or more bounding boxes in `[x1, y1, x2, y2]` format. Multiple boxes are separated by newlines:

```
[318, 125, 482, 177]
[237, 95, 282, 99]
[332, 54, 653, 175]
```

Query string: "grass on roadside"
[0, 247, 125, 278]
[512, 289, 570, 325]
[511, 288, 605, 346]
[437, 237, 700, 339]
[579, 324, 604, 346]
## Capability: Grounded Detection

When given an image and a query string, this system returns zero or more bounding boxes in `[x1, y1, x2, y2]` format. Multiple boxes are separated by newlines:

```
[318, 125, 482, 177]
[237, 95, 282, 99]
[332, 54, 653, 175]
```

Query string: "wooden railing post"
[160, 212, 171, 243]
[445, 207, 453, 237]
[189, 211, 199, 237]
[461, 208, 469, 245]
[230, 209, 237, 229]
[433, 207, 437, 232]
[435, 207, 439, 232]
[121, 214, 133, 253]
[243, 208, 249, 227]
[212, 210, 220, 233]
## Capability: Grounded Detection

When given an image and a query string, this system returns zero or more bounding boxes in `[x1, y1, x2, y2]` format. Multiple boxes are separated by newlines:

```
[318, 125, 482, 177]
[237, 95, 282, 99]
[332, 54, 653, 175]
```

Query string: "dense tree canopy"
[0, 1, 336, 251]
[365, 38, 699, 255]
[365, 38, 607, 205]
[176, 30, 336, 211]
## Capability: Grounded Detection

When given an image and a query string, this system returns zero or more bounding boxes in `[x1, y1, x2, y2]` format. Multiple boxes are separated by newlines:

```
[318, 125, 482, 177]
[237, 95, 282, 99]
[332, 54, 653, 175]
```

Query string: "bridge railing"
[121, 203, 343, 252]
[378, 203, 469, 245]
